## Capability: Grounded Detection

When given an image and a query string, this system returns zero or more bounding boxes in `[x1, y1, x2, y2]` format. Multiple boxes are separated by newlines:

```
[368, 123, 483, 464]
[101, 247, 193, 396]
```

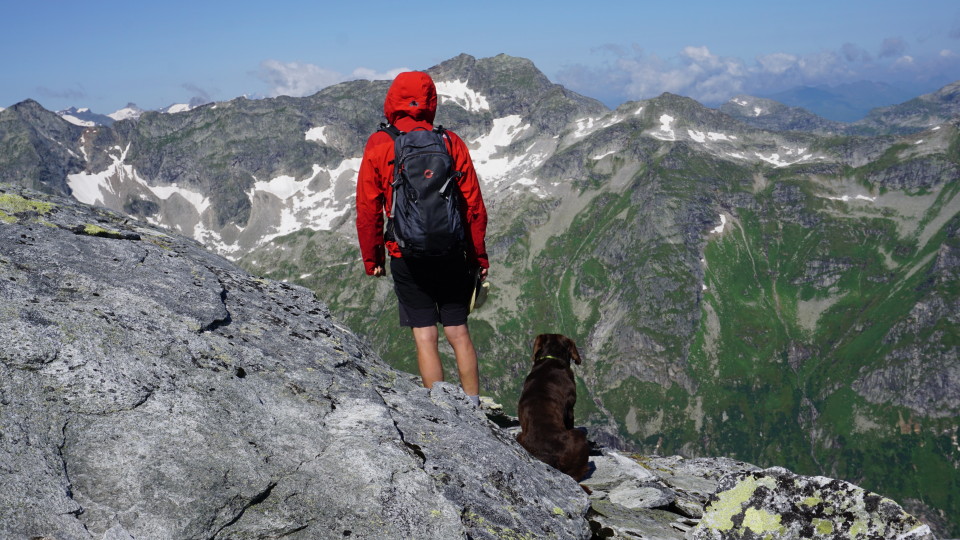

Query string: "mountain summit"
[1, 53, 959, 536]
[0, 184, 934, 539]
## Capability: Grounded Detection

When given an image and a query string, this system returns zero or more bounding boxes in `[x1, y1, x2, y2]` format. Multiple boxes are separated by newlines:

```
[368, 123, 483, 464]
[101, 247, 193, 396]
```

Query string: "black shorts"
[390, 254, 472, 328]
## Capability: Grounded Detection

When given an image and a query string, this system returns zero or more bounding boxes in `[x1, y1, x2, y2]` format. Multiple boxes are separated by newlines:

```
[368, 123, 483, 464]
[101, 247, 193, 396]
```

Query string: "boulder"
[691, 466, 934, 539]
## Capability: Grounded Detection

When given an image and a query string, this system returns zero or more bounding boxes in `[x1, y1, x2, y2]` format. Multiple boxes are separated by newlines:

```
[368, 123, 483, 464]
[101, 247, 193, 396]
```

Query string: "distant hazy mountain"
[57, 106, 117, 127]
[2, 53, 959, 536]
[764, 81, 916, 122]
[718, 95, 846, 134]
[53, 102, 177, 127]
[855, 80, 960, 135]
[107, 102, 145, 121]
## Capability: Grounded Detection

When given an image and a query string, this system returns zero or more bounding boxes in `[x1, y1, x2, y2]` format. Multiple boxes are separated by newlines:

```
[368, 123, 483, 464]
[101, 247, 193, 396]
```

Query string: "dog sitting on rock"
[516, 333, 589, 481]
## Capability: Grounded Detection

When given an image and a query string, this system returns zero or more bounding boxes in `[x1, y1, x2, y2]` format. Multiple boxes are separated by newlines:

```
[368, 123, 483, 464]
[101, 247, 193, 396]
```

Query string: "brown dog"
[516, 334, 589, 481]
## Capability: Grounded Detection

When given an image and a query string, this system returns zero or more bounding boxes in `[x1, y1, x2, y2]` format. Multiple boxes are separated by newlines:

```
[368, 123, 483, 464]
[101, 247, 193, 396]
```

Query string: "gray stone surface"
[0, 185, 590, 539]
[0, 185, 938, 539]
[690, 466, 934, 540]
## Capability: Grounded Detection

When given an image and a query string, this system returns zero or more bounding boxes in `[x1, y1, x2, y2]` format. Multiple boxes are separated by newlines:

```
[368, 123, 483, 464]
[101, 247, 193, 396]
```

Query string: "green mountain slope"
[240, 103, 960, 535]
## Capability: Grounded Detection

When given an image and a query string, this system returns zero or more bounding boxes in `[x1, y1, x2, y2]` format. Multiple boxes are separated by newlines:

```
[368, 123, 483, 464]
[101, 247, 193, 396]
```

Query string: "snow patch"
[254, 175, 307, 201]
[823, 194, 876, 203]
[753, 106, 763, 117]
[164, 103, 191, 114]
[688, 130, 736, 144]
[67, 144, 210, 216]
[754, 149, 817, 168]
[251, 158, 362, 245]
[194, 221, 241, 256]
[436, 79, 490, 112]
[108, 106, 141, 121]
[650, 114, 676, 141]
[572, 113, 625, 139]
[592, 150, 616, 160]
[573, 117, 600, 138]
[305, 126, 328, 144]
[61, 115, 96, 127]
[471, 115, 531, 180]
[709, 214, 727, 234]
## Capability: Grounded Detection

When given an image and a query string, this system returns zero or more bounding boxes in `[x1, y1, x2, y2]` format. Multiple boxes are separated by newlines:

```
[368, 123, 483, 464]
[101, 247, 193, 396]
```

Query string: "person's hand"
[372, 265, 385, 277]
[479, 267, 488, 282]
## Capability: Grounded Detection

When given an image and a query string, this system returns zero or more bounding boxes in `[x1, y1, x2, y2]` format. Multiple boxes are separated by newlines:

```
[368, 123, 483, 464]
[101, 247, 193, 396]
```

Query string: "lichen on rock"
[690, 466, 934, 539]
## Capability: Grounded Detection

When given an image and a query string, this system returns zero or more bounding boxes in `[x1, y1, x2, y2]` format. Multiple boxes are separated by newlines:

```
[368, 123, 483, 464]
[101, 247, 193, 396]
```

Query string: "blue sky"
[4, 0, 960, 113]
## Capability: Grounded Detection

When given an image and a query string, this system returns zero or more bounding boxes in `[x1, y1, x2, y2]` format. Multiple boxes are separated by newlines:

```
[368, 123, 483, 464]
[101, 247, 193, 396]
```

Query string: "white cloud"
[757, 53, 798, 74]
[258, 60, 409, 98]
[608, 46, 749, 103]
[893, 55, 916, 68]
[557, 39, 957, 107]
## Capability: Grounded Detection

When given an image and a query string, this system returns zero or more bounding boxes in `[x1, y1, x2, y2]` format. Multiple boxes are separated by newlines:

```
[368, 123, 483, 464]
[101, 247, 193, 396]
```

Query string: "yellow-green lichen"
[0, 210, 15, 224]
[742, 507, 784, 535]
[462, 511, 540, 540]
[81, 224, 125, 238]
[0, 193, 54, 215]
[813, 518, 834, 535]
[801, 496, 822, 507]
[699, 475, 776, 531]
[849, 518, 868, 537]
[552, 507, 564, 516]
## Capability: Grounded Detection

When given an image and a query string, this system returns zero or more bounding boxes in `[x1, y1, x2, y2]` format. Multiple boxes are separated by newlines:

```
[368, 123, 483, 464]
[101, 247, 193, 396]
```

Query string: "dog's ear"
[565, 336, 582, 365]
[532, 334, 546, 362]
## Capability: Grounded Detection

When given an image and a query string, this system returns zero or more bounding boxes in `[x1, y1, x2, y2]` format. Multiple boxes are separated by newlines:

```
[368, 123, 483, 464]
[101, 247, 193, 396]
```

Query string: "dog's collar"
[536, 355, 566, 362]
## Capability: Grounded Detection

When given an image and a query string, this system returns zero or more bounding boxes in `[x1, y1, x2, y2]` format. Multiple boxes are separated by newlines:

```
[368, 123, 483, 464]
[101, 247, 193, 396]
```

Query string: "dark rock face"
[0, 100, 85, 195]
[0, 185, 589, 539]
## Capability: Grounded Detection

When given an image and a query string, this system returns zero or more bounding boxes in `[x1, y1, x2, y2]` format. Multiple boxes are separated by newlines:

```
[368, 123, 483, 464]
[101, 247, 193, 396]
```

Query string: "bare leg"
[443, 324, 480, 397]
[412, 325, 443, 388]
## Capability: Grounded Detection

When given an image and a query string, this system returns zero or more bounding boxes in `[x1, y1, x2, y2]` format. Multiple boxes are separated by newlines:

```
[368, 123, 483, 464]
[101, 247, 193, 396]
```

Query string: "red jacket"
[356, 71, 488, 275]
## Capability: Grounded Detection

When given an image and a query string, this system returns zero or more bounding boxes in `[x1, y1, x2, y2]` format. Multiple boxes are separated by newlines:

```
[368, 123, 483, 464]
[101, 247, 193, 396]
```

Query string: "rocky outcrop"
[0, 184, 589, 539]
[691, 467, 932, 539]
[486, 405, 935, 540]
[1, 184, 939, 539]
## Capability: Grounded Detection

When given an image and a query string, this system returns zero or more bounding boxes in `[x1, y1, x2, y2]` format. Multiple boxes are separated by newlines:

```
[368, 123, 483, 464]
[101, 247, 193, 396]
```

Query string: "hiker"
[355, 71, 488, 406]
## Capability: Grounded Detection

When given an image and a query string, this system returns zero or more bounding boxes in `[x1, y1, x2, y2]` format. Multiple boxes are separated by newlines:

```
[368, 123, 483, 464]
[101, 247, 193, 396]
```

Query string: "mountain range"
[761, 80, 918, 122]
[2, 53, 958, 536]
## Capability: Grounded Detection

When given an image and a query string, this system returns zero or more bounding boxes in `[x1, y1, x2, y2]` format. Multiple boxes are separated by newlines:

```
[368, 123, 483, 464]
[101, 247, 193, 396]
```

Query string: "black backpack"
[382, 124, 466, 258]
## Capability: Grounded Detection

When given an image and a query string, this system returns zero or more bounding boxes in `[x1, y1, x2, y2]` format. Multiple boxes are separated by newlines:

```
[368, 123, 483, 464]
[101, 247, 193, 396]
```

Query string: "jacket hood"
[384, 71, 437, 126]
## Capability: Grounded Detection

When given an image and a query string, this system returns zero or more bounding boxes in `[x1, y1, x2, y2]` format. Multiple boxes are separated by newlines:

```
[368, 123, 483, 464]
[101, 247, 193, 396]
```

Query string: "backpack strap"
[379, 122, 403, 139]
